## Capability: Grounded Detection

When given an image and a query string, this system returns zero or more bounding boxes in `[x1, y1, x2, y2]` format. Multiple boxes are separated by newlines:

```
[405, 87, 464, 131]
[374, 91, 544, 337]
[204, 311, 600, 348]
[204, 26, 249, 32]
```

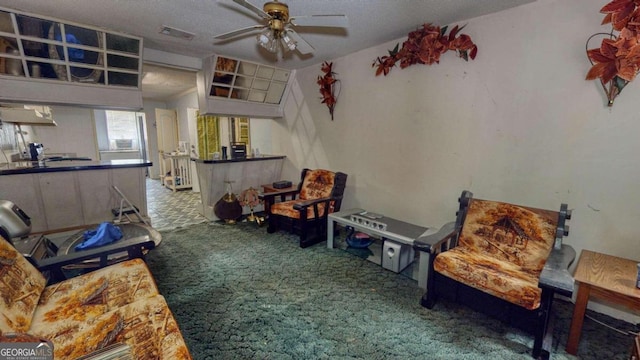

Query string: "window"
[230, 117, 250, 151]
[105, 110, 143, 150]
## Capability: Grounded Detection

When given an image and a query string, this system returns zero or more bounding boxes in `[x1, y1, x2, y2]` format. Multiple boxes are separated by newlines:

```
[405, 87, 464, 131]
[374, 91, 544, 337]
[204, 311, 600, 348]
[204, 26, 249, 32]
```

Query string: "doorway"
[155, 108, 178, 183]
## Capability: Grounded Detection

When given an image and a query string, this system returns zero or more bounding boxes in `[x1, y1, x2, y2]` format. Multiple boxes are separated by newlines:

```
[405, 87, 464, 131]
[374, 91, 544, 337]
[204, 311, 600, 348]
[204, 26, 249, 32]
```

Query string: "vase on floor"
[214, 181, 242, 224]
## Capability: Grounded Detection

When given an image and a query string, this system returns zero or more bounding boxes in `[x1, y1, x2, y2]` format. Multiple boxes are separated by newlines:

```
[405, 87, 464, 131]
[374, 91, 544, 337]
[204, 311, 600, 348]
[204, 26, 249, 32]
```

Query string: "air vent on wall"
[159, 25, 195, 40]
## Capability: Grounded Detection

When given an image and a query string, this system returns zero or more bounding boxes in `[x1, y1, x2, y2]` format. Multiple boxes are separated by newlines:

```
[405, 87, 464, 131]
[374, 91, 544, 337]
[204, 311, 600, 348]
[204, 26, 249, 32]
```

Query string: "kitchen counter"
[191, 155, 286, 164]
[0, 159, 151, 233]
[193, 155, 285, 221]
[0, 159, 151, 176]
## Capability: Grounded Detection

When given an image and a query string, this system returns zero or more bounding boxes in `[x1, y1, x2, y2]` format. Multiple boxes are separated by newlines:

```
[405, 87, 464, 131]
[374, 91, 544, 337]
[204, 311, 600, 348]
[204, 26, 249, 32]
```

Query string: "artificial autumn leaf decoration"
[372, 23, 478, 76]
[317, 61, 340, 120]
[586, 0, 640, 106]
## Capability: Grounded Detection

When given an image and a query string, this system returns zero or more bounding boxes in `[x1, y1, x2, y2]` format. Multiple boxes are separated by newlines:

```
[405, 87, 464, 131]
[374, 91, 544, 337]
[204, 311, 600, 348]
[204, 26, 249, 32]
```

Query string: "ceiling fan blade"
[213, 24, 266, 40]
[232, 0, 271, 20]
[289, 14, 349, 28]
[286, 28, 314, 55]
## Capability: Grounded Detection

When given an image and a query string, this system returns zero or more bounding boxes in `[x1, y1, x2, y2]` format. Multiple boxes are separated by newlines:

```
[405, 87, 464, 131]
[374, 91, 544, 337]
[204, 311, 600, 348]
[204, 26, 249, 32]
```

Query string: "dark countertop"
[192, 155, 285, 164]
[0, 159, 152, 176]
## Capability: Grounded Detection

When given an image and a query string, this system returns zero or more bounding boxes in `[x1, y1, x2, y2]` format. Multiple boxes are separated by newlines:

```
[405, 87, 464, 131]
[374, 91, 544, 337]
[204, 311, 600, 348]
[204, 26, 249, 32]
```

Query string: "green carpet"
[146, 222, 635, 359]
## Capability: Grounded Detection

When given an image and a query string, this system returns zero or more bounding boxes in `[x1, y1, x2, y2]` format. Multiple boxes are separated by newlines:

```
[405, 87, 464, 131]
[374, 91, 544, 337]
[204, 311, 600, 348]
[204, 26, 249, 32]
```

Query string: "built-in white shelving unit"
[197, 55, 295, 118]
[0, 6, 143, 109]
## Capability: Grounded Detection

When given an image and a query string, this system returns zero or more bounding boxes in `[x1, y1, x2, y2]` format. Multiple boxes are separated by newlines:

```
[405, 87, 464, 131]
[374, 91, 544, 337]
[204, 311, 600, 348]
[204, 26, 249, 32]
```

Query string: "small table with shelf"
[327, 208, 432, 288]
[566, 250, 640, 355]
[261, 183, 297, 194]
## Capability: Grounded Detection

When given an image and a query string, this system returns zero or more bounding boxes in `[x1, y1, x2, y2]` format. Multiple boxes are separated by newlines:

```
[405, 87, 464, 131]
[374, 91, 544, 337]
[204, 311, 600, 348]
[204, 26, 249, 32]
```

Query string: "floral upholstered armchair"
[262, 168, 347, 248]
[414, 191, 574, 360]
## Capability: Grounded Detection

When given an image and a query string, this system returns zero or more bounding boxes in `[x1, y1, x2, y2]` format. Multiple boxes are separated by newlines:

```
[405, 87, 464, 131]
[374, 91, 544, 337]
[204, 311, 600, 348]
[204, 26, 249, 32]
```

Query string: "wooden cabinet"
[0, 6, 143, 109]
[38, 172, 83, 230]
[0, 166, 148, 233]
[0, 173, 47, 231]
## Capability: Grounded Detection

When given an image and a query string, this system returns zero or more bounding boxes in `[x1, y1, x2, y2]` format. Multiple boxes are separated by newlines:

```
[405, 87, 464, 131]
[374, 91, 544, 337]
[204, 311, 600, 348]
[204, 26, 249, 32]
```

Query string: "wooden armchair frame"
[414, 190, 575, 359]
[261, 168, 347, 248]
[36, 236, 156, 284]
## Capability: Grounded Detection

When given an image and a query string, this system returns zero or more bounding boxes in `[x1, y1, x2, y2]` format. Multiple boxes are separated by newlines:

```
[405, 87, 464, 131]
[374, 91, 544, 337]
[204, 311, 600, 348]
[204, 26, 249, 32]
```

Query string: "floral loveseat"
[0, 235, 191, 359]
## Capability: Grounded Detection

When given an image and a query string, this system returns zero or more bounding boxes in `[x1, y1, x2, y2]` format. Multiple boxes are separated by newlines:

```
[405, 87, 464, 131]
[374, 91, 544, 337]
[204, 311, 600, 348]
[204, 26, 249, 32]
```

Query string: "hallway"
[146, 178, 207, 231]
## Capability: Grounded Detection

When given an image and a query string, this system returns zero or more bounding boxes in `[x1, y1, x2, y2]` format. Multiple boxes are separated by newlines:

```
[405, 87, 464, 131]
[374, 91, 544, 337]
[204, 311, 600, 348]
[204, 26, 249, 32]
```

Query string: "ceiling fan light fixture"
[257, 28, 273, 45]
[281, 31, 296, 51]
[258, 34, 277, 53]
[267, 39, 278, 53]
[257, 28, 279, 53]
[215, 0, 349, 57]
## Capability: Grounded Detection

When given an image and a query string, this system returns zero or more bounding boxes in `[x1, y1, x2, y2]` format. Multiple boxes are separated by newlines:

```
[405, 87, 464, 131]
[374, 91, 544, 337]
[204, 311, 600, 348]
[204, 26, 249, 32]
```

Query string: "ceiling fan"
[214, 0, 348, 55]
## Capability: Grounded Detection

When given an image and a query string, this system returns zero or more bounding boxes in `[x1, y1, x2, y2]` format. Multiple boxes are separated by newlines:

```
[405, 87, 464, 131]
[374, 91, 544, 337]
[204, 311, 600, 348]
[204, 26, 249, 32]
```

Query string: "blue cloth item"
[75, 222, 123, 251]
[54, 33, 85, 60]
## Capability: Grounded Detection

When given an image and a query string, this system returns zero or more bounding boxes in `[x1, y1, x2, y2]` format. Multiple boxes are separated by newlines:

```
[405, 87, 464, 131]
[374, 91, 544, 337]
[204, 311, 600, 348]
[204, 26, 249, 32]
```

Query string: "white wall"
[166, 90, 198, 144]
[274, 0, 640, 322]
[28, 105, 98, 159]
[93, 110, 109, 150]
[250, 117, 273, 156]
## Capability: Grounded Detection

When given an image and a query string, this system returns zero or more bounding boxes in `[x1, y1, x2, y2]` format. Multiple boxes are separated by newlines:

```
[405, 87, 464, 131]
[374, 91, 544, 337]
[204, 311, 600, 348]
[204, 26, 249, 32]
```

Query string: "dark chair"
[261, 168, 347, 248]
[414, 191, 575, 360]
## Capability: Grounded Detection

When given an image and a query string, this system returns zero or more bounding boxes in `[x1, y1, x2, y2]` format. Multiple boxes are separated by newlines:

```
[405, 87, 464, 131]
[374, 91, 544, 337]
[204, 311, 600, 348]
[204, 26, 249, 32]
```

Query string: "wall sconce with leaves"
[317, 61, 340, 120]
[372, 23, 477, 76]
[586, 0, 640, 107]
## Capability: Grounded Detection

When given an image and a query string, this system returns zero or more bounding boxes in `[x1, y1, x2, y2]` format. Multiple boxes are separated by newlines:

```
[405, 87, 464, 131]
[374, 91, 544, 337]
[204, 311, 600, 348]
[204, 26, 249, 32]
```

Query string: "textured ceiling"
[141, 64, 197, 102]
[0, 0, 536, 100]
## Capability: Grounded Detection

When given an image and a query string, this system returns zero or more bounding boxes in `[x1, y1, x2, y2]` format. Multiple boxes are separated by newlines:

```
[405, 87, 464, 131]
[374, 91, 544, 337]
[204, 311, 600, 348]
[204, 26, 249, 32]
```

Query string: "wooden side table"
[566, 250, 640, 355]
[261, 183, 297, 193]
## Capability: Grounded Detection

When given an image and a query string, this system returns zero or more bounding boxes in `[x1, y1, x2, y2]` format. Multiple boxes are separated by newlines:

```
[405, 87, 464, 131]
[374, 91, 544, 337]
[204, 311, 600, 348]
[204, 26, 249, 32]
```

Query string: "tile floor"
[146, 178, 207, 231]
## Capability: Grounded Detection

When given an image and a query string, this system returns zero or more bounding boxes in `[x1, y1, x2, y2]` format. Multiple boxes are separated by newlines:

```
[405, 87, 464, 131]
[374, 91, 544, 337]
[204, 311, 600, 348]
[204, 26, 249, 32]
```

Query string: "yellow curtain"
[197, 113, 220, 159]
